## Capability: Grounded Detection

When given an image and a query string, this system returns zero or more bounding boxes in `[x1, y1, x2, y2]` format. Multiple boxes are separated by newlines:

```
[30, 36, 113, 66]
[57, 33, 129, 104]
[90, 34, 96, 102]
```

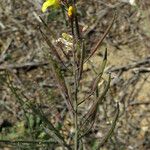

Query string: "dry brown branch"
[108, 57, 150, 73]
[0, 61, 48, 71]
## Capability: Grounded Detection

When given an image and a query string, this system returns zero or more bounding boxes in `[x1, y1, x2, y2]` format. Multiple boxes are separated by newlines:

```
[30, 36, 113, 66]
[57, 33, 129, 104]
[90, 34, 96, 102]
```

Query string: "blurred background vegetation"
[0, 0, 150, 149]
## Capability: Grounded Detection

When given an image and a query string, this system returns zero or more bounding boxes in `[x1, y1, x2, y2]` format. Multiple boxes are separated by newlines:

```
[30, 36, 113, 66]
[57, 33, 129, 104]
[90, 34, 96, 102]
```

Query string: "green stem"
[72, 45, 79, 150]
[74, 87, 78, 150]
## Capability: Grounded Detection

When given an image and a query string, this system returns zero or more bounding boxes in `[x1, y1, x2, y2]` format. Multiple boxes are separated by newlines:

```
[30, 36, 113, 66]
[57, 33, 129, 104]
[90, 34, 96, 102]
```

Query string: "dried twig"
[108, 57, 150, 73]
[0, 61, 48, 71]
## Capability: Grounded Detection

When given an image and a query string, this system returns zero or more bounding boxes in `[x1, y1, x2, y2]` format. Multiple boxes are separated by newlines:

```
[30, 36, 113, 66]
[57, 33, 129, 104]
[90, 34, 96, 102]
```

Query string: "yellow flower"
[68, 6, 75, 18]
[42, 0, 60, 12]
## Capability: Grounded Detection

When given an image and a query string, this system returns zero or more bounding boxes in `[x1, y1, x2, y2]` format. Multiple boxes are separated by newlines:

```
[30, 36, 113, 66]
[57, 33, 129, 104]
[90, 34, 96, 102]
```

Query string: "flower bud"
[68, 6, 75, 18]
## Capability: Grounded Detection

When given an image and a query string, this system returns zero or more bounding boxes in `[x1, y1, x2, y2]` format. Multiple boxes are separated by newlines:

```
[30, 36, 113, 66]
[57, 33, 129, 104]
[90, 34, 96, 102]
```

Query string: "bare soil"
[0, 0, 150, 149]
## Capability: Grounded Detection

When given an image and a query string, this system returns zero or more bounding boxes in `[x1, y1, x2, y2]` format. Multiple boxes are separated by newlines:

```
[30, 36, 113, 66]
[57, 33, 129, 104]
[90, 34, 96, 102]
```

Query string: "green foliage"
[1, 1, 120, 149]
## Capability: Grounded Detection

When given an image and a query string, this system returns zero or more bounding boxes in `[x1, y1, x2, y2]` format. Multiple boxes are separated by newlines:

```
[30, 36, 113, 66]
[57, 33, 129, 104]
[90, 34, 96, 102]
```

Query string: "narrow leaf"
[96, 103, 120, 149]
[30, 104, 70, 148]
[78, 48, 107, 106]
[79, 75, 111, 138]
[84, 13, 116, 63]
[49, 54, 74, 113]
[39, 16, 56, 39]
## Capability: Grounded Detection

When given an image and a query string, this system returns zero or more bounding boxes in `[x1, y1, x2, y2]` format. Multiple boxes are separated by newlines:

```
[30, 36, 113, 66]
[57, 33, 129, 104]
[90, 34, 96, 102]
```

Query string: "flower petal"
[42, 0, 55, 12]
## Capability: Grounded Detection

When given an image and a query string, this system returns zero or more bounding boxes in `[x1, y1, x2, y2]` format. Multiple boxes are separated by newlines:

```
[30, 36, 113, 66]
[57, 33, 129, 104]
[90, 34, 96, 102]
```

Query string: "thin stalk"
[73, 0, 80, 40]
[73, 49, 79, 150]
[74, 90, 78, 150]
[0, 140, 57, 144]
[71, 1, 81, 148]
[74, 15, 80, 40]
[72, 32, 80, 149]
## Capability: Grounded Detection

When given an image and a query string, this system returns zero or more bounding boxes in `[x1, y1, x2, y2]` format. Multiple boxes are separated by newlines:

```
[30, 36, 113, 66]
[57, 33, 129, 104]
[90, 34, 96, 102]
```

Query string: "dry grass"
[0, 0, 150, 149]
